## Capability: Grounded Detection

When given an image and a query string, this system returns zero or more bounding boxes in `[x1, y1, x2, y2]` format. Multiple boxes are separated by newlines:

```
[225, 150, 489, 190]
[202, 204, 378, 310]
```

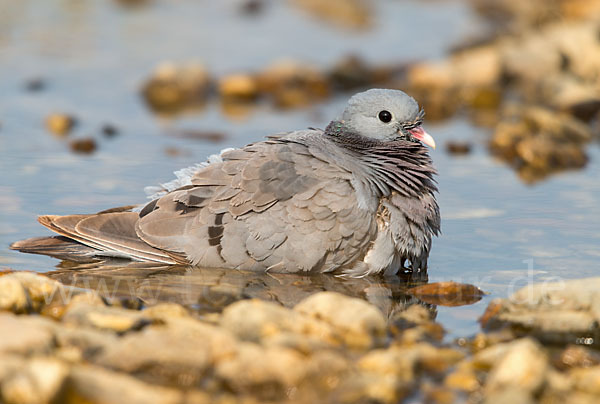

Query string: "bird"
[11, 89, 440, 277]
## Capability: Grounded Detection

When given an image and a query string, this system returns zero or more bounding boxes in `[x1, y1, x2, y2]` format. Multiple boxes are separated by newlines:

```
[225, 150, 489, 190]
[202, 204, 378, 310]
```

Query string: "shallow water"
[1, 1, 599, 339]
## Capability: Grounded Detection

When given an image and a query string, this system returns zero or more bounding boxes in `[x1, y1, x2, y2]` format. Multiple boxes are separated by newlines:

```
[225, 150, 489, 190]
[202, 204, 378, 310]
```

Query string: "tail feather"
[13, 212, 178, 264]
[10, 236, 101, 262]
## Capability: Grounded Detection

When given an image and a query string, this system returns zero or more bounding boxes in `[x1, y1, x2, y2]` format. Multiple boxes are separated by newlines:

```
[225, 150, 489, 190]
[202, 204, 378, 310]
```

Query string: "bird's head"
[339, 88, 436, 148]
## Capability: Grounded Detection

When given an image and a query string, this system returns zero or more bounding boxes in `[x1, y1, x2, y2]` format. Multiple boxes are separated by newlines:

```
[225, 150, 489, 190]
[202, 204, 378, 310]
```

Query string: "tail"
[11, 210, 177, 264]
[10, 235, 102, 262]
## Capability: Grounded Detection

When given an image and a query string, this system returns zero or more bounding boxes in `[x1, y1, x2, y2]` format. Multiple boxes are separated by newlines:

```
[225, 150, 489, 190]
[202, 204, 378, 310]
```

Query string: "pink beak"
[408, 127, 436, 149]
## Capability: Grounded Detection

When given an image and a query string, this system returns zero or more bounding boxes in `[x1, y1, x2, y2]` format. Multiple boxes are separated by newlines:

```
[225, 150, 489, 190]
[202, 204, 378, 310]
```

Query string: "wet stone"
[142, 302, 190, 320]
[69, 138, 97, 155]
[219, 74, 259, 102]
[61, 302, 152, 334]
[484, 338, 549, 394]
[0, 275, 30, 313]
[0, 314, 55, 356]
[446, 141, 473, 155]
[291, 0, 372, 30]
[141, 62, 211, 114]
[45, 114, 76, 137]
[569, 365, 600, 395]
[480, 277, 600, 345]
[215, 343, 308, 401]
[95, 318, 238, 387]
[257, 60, 330, 109]
[101, 124, 119, 138]
[555, 345, 600, 370]
[483, 386, 534, 404]
[65, 364, 183, 404]
[294, 291, 386, 349]
[444, 365, 481, 392]
[1, 357, 68, 404]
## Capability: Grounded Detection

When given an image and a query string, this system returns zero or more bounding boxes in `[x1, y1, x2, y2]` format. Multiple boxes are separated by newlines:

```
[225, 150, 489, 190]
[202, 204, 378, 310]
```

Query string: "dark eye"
[378, 110, 392, 123]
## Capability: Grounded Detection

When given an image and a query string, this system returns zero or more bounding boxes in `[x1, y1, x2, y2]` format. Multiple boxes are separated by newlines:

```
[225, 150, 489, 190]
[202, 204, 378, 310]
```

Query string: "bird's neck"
[323, 121, 437, 199]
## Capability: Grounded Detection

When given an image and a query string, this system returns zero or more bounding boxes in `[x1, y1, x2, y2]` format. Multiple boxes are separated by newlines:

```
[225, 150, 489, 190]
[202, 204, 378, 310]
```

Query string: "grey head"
[337, 88, 435, 148]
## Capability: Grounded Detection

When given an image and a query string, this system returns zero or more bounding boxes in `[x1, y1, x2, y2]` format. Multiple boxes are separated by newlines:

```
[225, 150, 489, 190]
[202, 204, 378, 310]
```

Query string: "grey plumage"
[11, 89, 440, 277]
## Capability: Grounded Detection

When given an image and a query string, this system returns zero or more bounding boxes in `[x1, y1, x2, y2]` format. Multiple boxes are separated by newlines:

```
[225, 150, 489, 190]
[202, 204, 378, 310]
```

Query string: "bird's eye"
[378, 110, 392, 123]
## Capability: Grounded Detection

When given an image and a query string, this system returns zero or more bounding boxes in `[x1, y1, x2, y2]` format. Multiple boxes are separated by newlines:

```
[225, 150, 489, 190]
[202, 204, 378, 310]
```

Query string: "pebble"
[66, 364, 183, 404]
[1, 357, 68, 404]
[294, 291, 386, 349]
[291, 0, 372, 30]
[219, 74, 259, 101]
[257, 60, 330, 109]
[215, 343, 308, 400]
[141, 62, 211, 114]
[0, 276, 30, 313]
[96, 319, 237, 387]
[0, 314, 55, 355]
[61, 302, 152, 333]
[45, 114, 76, 137]
[484, 338, 549, 394]
[69, 138, 97, 154]
[446, 141, 473, 155]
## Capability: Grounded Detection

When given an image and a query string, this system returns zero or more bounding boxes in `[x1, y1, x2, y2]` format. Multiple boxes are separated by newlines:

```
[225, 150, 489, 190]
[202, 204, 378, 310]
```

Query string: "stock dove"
[12, 89, 440, 277]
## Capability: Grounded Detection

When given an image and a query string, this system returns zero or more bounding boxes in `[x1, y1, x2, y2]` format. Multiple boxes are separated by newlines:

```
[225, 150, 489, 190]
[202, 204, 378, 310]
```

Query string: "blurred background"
[1, 0, 599, 334]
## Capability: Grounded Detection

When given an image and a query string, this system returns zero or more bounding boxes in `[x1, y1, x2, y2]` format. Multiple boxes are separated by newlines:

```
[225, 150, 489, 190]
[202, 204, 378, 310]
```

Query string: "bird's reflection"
[47, 259, 438, 321]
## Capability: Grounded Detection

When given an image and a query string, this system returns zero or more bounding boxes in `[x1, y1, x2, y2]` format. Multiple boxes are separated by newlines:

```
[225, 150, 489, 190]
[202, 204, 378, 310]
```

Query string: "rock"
[24, 78, 46, 92]
[222, 299, 301, 342]
[416, 344, 465, 374]
[69, 138, 97, 154]
[166, 128, 227, 143]
[101, 124, 119, 138]
[327, 55, 392, 91]
[444, 365, 480, 392]
[407, 282, 485, 307]
[42, 289, 106, 320]
[61, 302, 151, 333]
[402, 87, 459, 122]
[291, 0, 372, 30]
[215, 343, 308, 400]
[490, 104, 591, 182]
[555, 345, 600, 370]
[408, 45, 501, 90]
[392, 303, 434, 327]
[0, 276, 30, 313]
[239, 0, 265, 15]
[294, 291, 386, 349]
[0, 314, 55, 355]
[257, 61, 330, 109]
[96, 319, 237, 387]
[446, 141, 473, 155]
[390, 304, 445, 343]
[355, 346, 417, 403]
[480, 277, 600, 345]
[358, 346, 417, 384]
[1, 357, 68, 404]
[45, 114, 76, 137]
[484, 338, 549, 394]
[501, 34, 562, 82]
[141, 62, 211, 114]
[221, 299, 338, 348]
[569, 365, 600, 395]
[3, 272, 90, 315]
[51, 324, 118, 361]
[483, 386, 534, 404]
[560, 0, 600, 20]
[65, 364, 183, 404]
[218, 74, 259, 102]
[423, 384, 457, 404]
[142, 303, 189, 320]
